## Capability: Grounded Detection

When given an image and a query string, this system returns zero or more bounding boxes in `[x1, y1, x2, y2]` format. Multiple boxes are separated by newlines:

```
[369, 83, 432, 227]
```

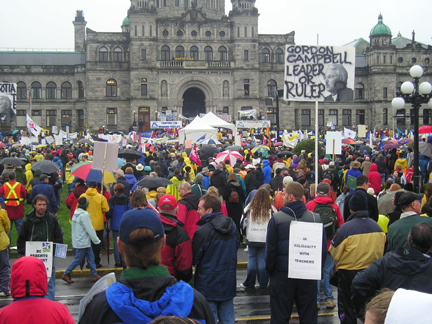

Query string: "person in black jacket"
[352, 222, 432, 320]
[223, 173, 245, 241]
[343, 175, 379, 222]
[244, 165, 258, 196]
[269, 168, 283, 193]
[79, 208, 214, 324]
[209, 164, 227, 197]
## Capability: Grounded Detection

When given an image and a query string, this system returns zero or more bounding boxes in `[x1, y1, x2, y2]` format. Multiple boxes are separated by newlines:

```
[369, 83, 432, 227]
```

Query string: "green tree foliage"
[293, 139, 324, 156]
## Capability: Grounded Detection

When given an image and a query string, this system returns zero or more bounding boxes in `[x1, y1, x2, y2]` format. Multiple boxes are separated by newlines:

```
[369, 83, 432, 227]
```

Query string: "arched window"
[355, 83, 364, 100]
[175, 46, 184, 58]
[77, 81, 84, 99]
[275, 48, 284, 64]
[17, 81, 27, 100]
[61, 82, 72, 99]
[190, 46, 199, 60]
[99, 46, 108, 61]
[177, 30, 184, 37]
[161, 46, 170, 60]
[267, 80, 277, 97]
[204, 46, 213, 61]
[218, 46, 227, 61]
[261, 48, 270, 63]
[162, 30, 169, 37]
[46, 81, 57, 99]
[113, 47, 123, 62]
[31, 81, 42, 99]
[106, 79, 117, 97]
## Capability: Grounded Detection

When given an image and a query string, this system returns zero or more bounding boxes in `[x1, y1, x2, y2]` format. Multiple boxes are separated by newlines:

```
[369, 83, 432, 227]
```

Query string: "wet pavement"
[1, 248, 343, 323]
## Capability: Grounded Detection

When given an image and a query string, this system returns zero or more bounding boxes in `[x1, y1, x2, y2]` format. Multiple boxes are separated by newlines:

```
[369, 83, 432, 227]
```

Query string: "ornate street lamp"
[392, 65, 432, 192]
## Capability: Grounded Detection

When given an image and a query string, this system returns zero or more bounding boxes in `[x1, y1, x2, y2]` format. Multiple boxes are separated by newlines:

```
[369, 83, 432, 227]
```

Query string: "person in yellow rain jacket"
[79, 181, 109, 268]
[166, 169, 184, 201]
[0, 203, 10, 296]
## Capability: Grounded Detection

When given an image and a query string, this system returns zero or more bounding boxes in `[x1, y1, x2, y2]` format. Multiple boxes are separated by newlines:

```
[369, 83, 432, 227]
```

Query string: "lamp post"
[392, 65, 432, 193]
[133, 111, 136, 126]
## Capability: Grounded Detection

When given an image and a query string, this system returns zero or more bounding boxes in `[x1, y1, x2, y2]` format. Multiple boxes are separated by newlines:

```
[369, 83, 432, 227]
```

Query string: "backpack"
[323, 169, 335, 183]
[228, 188, 240, 203]
[313, 203, 337, 239]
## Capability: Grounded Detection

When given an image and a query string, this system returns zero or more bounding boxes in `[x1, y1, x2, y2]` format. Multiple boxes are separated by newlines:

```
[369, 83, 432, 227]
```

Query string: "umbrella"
[342, 138, 356, 144]
[378, 190, 405, 215]
[34, 144, 47, 149]
[358, 145, 372, 154]
[279, 151, 294, 157]
[383, 143, 399, 149]
[136, 177, 172, 188]
[225, 145, 241, 151]
[78, 138, 92, 145]
[355, 140, 363, 144]
[118, 148, 142, 161]
[419, 142, 432, 157]
[419, 125, 432, 134]
[70, 161, 92, 173]
[199, 145, 218, 156]
[215, 150, 244, 166]
[198, 138, 221, 145]
[399, 138, 413, 145]
[71, 163, 116, 184]
[251, 145, 270, 153]
[117, 157, 126, 168]
[31, 160, 60, 174]
[385, 140, 399, 145]
[0, 157, 25, 166]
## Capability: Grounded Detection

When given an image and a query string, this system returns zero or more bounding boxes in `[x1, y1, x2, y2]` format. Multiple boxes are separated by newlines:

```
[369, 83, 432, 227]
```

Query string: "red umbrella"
[385, 140, 399, 145]
[215, 150, 243, 166]
[384, 143, 399, 149]
[342, 138, 356, 144]
[419, 125, 432, 134]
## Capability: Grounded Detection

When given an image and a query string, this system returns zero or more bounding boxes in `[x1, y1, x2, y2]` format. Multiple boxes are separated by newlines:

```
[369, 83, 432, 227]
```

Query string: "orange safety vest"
[5, 182, 23, 207]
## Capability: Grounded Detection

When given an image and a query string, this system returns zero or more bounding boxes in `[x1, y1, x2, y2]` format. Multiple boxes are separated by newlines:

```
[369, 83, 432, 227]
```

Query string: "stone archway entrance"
[182, 87, 205, 118]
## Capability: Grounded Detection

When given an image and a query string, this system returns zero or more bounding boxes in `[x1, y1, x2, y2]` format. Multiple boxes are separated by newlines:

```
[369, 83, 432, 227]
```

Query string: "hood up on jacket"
[369, 163, 378, 172]
[262, 160, 270, 167]
[11, 256, 47, 299]
[198, 212, 236, 236]
[106, 280, 194, 324]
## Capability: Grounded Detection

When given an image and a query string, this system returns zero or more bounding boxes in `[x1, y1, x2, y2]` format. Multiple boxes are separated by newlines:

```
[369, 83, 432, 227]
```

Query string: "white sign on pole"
[325, 131, 343, 155]
[358, 125, 366, 138]
[284, 45, 355, 102]
[26, 241, 53, 278]
[92, 142, 119, 172]
[150, 121, 182, 129]
[288, 221, 323, 280]
[235, 135, 241, 146]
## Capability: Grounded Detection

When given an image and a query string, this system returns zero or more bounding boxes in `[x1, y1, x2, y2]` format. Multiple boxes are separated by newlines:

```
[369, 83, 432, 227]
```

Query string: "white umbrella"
[215, 150, 243, 166]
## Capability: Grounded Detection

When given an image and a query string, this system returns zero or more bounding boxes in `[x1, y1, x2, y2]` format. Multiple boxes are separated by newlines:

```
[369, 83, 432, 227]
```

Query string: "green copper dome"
[122, 16, 129, 26]
[370, 14, 392, 37]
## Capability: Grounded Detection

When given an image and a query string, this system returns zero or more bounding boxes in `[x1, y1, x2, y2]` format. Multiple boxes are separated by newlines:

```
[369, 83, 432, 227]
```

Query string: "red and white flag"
[189, 145, 202, 167]
[26, 114, 42, 137]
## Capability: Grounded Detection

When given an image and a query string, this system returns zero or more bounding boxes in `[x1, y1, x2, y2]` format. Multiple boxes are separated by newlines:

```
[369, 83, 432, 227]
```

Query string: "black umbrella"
[136, 177, 172, 188]
[0, 157, 25, 166]
[199, 145, 218, 156]
[226, 145, 241, 151]
[118, 148, 142, 161]
[280, 151, 294, 157]
[31, 160, 60, 174]
[358, 145, 372, 154]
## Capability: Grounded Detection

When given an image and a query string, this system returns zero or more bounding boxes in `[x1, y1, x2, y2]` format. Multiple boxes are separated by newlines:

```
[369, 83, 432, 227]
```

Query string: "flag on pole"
[189, 145, 202, 167]
[344, 127, 356, 139]
[26, 114, 42, 136]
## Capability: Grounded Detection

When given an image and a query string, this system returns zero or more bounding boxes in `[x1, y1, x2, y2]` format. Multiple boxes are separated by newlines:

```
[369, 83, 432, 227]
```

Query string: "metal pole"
[315, 101, 319, 190]
[413, 77, 420, 192]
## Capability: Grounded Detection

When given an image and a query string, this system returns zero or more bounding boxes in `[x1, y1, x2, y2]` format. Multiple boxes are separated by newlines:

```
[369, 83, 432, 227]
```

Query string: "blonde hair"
[155, 187, 167, 207]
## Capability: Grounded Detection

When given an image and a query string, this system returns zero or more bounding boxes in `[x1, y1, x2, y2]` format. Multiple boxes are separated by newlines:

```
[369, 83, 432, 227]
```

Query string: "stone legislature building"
[0, 0, 431, 133]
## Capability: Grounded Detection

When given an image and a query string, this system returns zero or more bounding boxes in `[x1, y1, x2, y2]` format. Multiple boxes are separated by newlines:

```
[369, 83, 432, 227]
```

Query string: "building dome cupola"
[370, 13, 392, 37]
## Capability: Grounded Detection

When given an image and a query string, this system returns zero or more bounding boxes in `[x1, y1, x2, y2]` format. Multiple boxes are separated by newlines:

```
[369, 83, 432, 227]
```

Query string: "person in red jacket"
[177, 182, 201, 239]
[367, 163, 382, 196]
[0, 256, 74, 324]
[157, 194, 193, 282]
[65, 178, 87, 220]
[306, 182, 344, 310]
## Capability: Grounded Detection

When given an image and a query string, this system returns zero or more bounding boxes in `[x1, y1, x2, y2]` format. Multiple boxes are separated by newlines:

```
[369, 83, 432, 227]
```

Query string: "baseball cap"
[40, 174, 50, 181]
[398, 192, 423, 208]
[119, 209, 164, 246]
[283, 176, 293, 186]
[158, 194, 178, 210]
[317, 182, 330, 195]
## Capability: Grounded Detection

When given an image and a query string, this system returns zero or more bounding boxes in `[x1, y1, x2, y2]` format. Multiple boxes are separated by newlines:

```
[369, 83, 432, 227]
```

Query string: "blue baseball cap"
[119, 208, 164, 246]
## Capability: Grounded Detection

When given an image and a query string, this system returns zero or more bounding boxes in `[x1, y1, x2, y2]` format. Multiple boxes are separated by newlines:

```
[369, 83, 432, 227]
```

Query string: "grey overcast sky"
[1, 0, 430, 51]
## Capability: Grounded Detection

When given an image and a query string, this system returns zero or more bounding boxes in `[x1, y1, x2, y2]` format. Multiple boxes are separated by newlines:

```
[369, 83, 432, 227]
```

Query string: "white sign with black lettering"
[288, 221, 323, 280]
[26, 241, 53, 278]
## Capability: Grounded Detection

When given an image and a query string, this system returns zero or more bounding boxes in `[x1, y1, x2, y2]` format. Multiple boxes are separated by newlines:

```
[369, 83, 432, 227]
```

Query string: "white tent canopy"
[200, 112, 237, 133]
[178, 116, 218, 144]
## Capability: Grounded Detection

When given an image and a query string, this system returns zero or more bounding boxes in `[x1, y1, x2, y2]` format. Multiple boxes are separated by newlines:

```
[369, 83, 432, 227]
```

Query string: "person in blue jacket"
[28, 174, 59, 214]
[262, 159, 272, 184]
[193, 194, 239, 324]
[106, 183, 132, 267]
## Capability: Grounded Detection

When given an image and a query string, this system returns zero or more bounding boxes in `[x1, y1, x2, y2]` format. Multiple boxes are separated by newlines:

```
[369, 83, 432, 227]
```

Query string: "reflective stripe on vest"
[5, 182, 22, 207]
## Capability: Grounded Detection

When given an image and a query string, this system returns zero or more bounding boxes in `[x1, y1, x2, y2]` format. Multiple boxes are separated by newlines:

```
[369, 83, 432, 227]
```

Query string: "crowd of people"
[0, 139, 431, 323]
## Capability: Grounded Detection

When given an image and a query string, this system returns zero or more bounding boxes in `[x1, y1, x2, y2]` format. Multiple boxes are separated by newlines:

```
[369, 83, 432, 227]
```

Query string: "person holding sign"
[330, 190, 386, 324]
[266, 181, 327, 324]
[17, 194, 63, 301]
